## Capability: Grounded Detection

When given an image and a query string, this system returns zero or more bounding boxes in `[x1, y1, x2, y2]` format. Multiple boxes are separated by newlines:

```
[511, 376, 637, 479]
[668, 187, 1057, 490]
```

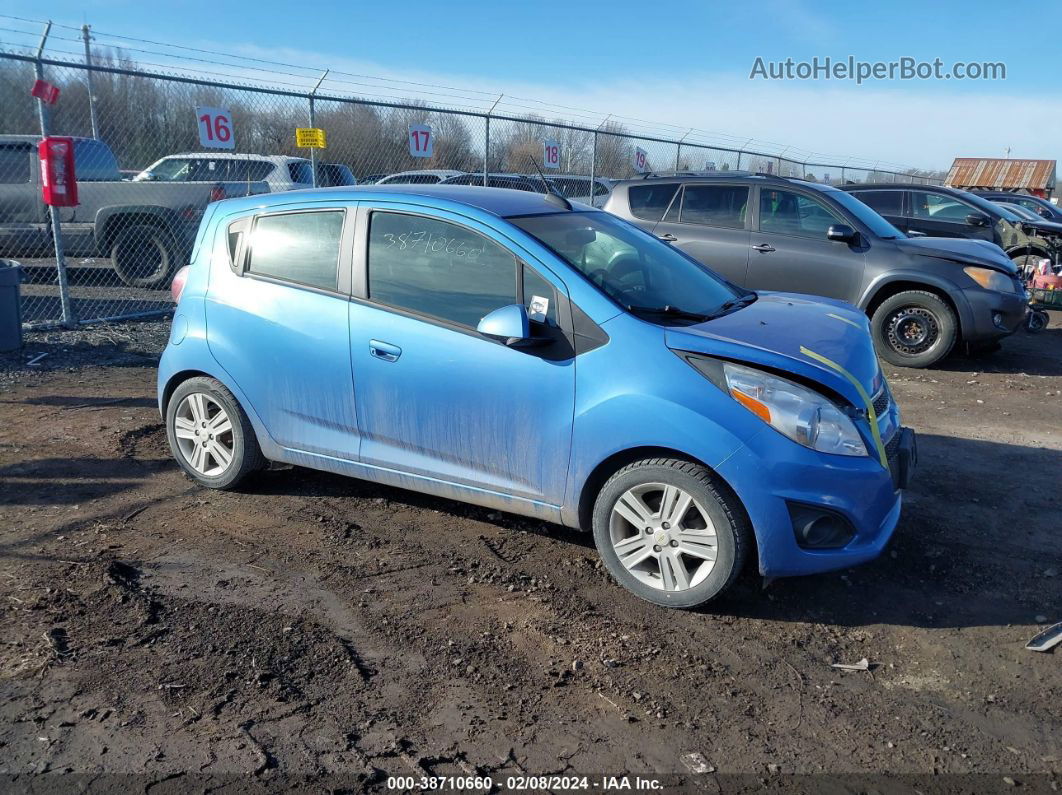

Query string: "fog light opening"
[788, 503, 854, 549]
[992, 312, 1005, 330]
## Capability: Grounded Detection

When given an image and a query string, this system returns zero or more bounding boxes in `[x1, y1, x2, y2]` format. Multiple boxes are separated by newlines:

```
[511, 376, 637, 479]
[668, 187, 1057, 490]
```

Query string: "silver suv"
[604, 172, 1027, 368]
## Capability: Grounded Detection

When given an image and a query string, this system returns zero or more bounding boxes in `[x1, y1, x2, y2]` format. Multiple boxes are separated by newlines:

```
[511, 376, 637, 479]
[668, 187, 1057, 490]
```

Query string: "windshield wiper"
[625, 304, 712, 323]
[706, 292, 758, 317]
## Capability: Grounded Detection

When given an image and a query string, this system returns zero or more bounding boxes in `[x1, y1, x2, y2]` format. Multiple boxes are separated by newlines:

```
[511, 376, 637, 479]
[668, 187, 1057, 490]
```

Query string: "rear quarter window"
[849, 189, 903, 216]
[627, 183, 680, 221]
[246, 211, 344, 290]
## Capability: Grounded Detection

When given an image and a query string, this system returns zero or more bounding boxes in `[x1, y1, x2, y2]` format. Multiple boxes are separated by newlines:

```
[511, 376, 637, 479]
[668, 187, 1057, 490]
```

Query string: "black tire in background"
[871, 290, 958, 368]
[592, 457, 751, 609]
[165, 376, 266, 490]
[110, 223, 178, 289]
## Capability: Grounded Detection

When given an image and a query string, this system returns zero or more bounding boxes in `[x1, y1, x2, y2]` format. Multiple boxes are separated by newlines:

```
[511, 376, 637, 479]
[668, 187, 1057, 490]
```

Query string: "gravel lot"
[0, 314, 1059, 793]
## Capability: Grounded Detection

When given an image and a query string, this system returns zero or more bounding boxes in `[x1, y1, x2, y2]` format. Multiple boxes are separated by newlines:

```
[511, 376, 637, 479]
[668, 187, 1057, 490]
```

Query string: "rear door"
[205, 204, 360, 460]
[846, 189, 907, 232]
[649, 182, 752, 285]
[745, 186, 865, 301]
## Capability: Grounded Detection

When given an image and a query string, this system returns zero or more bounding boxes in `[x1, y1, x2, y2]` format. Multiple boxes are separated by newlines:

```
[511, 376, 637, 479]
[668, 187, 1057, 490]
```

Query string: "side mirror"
[826, 224, 857, 243]
[477, 304, 541, 347]
[1038, 208, 1053, 219]
[966, 213, 989, 227]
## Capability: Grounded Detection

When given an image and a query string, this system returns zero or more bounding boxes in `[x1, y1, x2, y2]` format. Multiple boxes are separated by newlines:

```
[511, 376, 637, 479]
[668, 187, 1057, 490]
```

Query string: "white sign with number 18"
[543, 139, 560, 169]
[196, 106, 234, 150]
[408, 124, 433, 158]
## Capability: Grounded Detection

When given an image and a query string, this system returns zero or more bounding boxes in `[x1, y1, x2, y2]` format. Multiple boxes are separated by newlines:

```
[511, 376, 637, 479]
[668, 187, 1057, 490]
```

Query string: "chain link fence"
[0, 48, 944, 330]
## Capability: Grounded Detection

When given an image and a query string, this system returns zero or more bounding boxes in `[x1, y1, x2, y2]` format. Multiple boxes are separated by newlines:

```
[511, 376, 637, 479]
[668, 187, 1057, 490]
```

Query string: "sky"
[3, 0, 1060, 171]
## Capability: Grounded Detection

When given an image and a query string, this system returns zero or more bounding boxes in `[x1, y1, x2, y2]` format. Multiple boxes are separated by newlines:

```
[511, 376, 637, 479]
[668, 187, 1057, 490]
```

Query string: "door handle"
[752, 243, 776, 253]
[369, 340, 402, 362]
[657, 233, 678, 242]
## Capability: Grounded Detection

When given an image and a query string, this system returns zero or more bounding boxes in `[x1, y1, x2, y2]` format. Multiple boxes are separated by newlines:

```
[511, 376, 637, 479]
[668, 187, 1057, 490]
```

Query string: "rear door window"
[627, 183, 680, 221]
[247, 210, 344, 291]
[72, 139, 119, 181]
[287, 162, 314, 185]
[849, 189, 903, 216]
[910, 191, 973, 220]
[229, 160, 274, 181]
[367, 211, 518, 328]
[679, 184, 749, 228]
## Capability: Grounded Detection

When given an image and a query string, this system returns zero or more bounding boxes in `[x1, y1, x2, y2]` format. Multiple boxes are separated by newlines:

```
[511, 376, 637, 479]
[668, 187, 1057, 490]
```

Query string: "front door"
[650, 182, 752, 286]
[349, 206, 575, 505]
[745, 186, 865, 301]
[904, 189, 995, 241]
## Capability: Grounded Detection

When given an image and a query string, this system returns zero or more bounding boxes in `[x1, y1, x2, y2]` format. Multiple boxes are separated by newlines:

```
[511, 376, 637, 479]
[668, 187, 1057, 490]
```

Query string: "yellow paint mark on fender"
[799, 345, 888, 470]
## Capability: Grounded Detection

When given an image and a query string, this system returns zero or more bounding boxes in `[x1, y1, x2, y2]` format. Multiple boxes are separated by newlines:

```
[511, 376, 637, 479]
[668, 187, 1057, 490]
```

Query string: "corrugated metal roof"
[946, 158, 1056, 191]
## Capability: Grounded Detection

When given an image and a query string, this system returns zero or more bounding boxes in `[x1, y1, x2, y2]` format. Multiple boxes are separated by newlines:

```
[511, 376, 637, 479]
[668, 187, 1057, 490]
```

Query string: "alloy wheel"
[173, 392, 235, 476]
[608, 482, 717, 592]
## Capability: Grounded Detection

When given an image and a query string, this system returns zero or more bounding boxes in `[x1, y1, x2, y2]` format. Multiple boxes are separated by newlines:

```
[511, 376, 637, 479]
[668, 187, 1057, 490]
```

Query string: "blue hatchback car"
[158, 185, 916, 608]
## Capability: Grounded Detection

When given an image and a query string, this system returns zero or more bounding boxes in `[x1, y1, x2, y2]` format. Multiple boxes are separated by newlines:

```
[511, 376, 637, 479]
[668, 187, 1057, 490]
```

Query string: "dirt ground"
[0, 314, 1059, 794]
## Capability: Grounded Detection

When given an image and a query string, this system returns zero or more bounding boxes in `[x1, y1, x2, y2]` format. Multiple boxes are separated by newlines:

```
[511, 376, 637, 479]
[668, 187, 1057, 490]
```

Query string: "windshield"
[829, 189, 905, 239]
[510, 211, 742, 320]
[994, 201, 1037, 220]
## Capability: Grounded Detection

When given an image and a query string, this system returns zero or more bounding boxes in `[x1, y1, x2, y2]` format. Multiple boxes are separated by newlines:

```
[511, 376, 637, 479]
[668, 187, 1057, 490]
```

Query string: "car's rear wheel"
[592, 458, 750, 608]
[166, 377, 265, 489]
[111, 223, 178, 289]
[871, 290, 957, 368]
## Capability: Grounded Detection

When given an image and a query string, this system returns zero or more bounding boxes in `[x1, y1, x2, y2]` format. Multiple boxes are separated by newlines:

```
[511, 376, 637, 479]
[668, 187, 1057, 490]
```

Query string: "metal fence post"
[736, 151, 743, 171]
[308, 70, 328, 188]
[81, 25, 100, 140]
[34, 22, 75, 328]
[589, 131, 597, 193]
[483, 115, 490, 187]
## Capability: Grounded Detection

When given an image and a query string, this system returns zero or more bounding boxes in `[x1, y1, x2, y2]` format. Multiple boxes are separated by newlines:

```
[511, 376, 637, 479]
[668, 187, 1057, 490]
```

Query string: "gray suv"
[604, 173, 1027, 368]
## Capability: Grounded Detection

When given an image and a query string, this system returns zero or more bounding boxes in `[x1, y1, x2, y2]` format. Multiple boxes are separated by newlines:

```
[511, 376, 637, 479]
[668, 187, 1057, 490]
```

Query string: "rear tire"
[165, 377, 265, 490]
[110, 223, 178, 289]
[592, 458, 750, 609]
[871, 290, 957, 368]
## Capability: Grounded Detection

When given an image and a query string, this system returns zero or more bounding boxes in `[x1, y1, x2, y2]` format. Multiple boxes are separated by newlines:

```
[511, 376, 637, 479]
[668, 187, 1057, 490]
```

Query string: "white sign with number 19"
[408, 124, 433, 158]
[633, 147, 649, 174]
[196, 106, 234, 150]
[543, 139, 560, 169]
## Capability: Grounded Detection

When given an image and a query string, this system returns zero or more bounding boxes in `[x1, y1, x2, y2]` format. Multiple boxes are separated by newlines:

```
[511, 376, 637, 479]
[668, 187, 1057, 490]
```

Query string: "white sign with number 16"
[408, 124, 433, 158]
[196, 106, 234, 150]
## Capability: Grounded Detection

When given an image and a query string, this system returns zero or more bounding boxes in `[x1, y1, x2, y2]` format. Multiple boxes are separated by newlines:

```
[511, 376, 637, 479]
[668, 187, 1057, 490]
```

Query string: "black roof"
[620, 172, 838, 193]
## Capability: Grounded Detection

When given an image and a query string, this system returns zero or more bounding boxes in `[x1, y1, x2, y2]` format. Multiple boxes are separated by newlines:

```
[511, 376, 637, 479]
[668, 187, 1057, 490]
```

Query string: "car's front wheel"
[165, 377, 265, 489]
[871, 290, 958, 368]
[592, 458, 750, 609]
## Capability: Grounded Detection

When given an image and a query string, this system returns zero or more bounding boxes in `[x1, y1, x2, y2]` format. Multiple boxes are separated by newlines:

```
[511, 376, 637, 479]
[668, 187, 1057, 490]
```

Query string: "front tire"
[592, 458, 750, 609]
[111, 223, 178, 289]
[871, 290, 957, 368]
[165, 377, 265, 489]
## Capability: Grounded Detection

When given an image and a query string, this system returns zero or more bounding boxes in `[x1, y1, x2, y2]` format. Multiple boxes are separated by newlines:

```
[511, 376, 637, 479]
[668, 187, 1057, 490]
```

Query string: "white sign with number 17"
[196, 106, 234, 150]
[543, 139, 560, 169]
[408, 124, 433, 158]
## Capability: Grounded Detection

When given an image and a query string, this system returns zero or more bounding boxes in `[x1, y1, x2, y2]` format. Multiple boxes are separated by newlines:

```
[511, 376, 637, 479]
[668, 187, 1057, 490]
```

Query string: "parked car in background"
[547, 174, 615, 207]
[315, 162, 357, 187]
[0, 135, 267, 288]
[971, 190, 1062, 223]
[160, 184, 914, 608]
[440, 172, 556, 193]
[375, 169, 465, 185]
[358, 173, 387, 185]
[605, 173, 1026, 367]
[134, 153, 314, 193]
[841, 183, 1060, 272]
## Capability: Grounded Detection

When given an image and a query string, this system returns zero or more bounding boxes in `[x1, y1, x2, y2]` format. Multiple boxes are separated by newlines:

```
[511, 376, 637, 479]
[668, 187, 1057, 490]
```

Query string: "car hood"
[664, 292, 882, 408]
[1015, 217, 1062, 238]
[893, 236, 1017, 274]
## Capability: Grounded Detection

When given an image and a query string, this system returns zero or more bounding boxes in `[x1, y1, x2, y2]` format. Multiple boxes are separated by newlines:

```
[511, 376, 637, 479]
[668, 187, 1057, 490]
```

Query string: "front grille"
[884, 432, 900, 461]
[871, 385, 890, 417]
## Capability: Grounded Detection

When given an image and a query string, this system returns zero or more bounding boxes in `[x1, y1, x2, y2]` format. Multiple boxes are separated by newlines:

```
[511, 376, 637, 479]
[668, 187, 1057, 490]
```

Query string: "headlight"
[721, 362, 868, 457]
[964, 266, 1016, 293]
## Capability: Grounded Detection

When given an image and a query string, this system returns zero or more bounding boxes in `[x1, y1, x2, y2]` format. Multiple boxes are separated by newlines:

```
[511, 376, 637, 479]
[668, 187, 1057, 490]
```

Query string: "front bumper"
[960, 287, 1027, 343]
[716, 424, 916, 578]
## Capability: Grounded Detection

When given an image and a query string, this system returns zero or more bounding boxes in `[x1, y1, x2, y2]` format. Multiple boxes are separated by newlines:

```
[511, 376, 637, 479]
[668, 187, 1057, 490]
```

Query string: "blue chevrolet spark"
[159, 185, 915, 608]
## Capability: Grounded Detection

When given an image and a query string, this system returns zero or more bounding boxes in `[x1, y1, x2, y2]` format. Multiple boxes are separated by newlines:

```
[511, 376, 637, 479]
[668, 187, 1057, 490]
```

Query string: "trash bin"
[0, 259, 23, 352]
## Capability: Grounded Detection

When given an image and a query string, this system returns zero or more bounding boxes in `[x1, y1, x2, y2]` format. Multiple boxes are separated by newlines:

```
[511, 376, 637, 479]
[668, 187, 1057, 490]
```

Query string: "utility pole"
[81, 24, 100, 139]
